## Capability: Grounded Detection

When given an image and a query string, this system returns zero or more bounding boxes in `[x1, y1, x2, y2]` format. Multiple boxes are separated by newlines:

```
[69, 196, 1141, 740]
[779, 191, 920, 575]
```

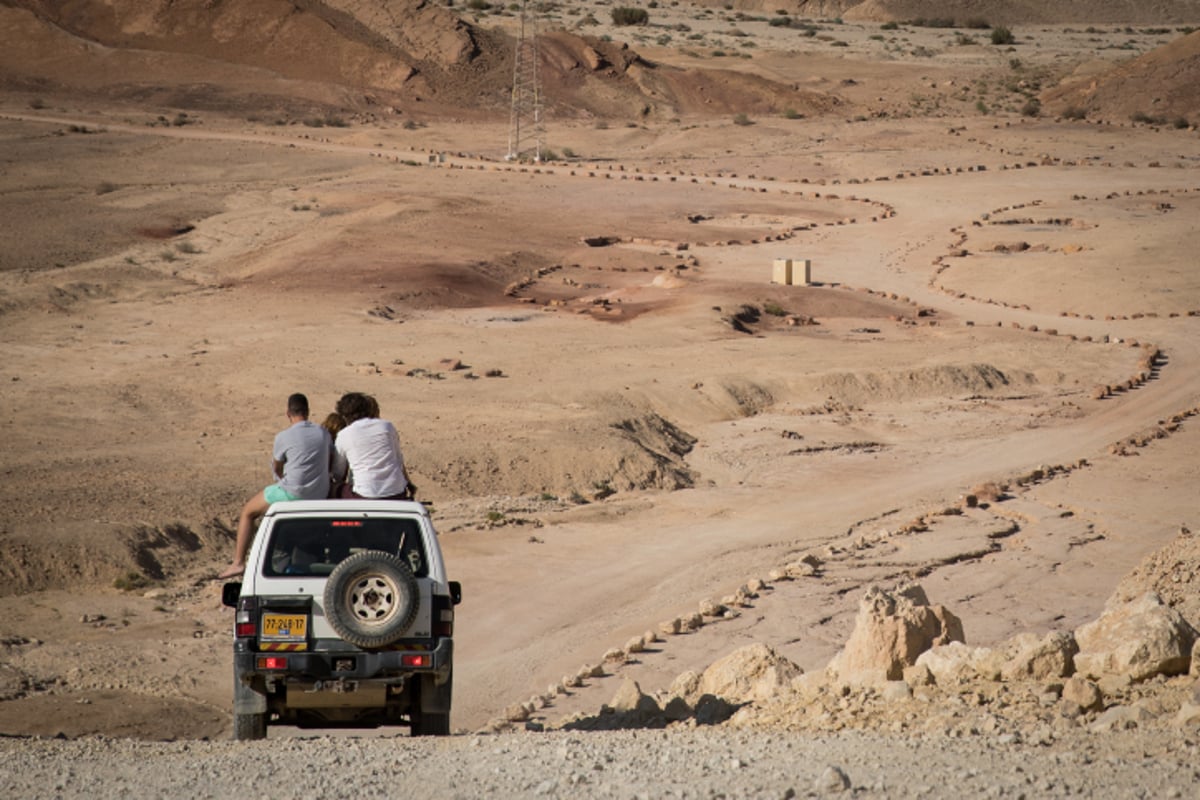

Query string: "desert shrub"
[732, 113, 753, 126]
[763, 301, 788, 316]
[1132, 111, 1172, 126]
[975, 100, 989, 115]
[880, 21, 899, 30]
[1173, 116, 1191, 129]
[95, 181, 119, 195]
[114, 572, 151, 592]
[176, 241, 200, 255]
[769, 16, 790, 27]
[611, 7, 649, 25]
[783, 108, 803, 119]
[561, 146, 576, 158]
[1020, 98, 1041, 117]
[29, 98, 46, 110]
[1062, 106, 1087, 120]
[466, 0, 491, 8]
[991, 26, 1015, 45]
[964, 17, 990, 29]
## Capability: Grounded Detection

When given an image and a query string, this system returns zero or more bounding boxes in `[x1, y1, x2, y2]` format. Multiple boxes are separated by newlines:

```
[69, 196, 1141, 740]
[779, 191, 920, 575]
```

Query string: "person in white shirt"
[331, 392, 414, 500]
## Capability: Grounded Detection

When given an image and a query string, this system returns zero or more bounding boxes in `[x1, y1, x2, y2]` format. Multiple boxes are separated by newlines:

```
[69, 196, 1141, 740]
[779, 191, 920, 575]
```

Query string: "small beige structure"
[772, 258, 811, 286]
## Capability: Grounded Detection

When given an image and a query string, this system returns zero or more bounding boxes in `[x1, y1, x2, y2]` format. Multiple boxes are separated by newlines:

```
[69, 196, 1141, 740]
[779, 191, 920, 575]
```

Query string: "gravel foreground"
[2, 728, 1195, 799]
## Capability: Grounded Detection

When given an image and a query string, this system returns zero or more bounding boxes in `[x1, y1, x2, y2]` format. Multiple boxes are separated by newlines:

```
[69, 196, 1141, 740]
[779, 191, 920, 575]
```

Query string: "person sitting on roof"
[219, 393, 331, 579]
[331, 391, 414, 501]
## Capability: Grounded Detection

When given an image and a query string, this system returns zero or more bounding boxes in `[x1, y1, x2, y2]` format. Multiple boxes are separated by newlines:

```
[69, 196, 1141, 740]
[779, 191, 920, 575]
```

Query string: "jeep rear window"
[263, 517, 428, 578]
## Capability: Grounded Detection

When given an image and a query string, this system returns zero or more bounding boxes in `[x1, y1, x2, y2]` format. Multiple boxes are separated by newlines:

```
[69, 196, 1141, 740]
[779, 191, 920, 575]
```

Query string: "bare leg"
[219, 489, 269, 579]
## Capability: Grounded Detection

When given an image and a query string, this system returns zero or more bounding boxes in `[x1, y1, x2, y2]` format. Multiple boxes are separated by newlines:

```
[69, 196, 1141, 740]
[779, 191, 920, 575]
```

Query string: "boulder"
[916, 642, 1003, 685]
[608, 679, 661, 717]
[1000, 631, 1079, 680]
[1061, 676, 1104, 712]
[696, 643, 802, 704]
[669, 670, 700, 700]
[1074, 593, 1197, 681]
[828, 583, 964, 684]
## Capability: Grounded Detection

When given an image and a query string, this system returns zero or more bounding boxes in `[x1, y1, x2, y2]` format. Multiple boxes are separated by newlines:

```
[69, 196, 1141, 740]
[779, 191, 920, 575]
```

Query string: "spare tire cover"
[323, 550, 419, 648]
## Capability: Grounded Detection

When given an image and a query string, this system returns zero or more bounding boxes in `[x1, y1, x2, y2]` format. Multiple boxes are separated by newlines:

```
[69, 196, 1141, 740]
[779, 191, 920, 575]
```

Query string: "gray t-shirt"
[273, 420, 331, 500]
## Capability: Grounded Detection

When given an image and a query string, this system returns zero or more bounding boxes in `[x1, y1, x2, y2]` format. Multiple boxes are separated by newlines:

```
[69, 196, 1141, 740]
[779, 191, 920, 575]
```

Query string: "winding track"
[5, 110, 1198, 732]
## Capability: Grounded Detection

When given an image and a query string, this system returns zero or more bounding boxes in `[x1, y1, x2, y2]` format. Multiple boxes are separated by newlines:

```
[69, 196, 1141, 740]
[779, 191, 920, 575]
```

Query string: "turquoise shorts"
[264, 484, 300, 504]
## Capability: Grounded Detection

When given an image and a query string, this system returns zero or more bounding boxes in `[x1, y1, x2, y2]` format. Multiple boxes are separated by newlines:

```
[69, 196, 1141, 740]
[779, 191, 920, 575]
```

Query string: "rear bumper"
[235, 637, 453, 682]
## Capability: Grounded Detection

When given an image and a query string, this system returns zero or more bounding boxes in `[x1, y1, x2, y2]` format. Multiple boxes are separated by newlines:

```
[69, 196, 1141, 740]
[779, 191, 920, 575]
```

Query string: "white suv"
[221, 500, 461, 739]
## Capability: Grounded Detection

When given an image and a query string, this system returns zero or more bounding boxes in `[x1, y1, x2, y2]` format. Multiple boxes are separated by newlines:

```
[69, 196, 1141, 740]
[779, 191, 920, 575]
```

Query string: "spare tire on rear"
[323, 551, 419, 648]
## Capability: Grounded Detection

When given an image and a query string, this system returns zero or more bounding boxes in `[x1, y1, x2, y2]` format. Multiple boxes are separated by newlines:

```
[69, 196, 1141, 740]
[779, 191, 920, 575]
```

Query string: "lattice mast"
[506, 1, 543, 162]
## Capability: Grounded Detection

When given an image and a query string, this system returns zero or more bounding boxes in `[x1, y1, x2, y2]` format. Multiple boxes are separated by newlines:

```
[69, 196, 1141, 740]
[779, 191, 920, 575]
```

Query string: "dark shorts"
[337, 483, 411, 501]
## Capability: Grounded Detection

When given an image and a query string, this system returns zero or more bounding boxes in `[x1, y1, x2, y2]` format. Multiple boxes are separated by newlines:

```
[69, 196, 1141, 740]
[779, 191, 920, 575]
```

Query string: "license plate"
[261, 613, 307, 641]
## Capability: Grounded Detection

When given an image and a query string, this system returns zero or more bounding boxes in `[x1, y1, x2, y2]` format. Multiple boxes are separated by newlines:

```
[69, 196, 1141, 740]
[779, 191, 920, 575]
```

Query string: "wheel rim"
[345, 573, 400, 627]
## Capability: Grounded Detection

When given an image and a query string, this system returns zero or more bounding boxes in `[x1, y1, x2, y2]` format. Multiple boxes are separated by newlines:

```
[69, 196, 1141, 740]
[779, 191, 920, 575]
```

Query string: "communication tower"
[506, 1, 543, 161]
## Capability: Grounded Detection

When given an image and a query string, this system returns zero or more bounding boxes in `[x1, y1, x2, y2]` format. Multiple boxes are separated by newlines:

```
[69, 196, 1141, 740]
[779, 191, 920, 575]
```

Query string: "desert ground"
[1, 0, 1200, 794]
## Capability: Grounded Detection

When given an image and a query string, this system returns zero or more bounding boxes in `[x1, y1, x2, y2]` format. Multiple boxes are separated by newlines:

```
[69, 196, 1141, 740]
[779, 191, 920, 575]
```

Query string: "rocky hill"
[0, 0, 832, 119]
[1041, 30, 1200, 124]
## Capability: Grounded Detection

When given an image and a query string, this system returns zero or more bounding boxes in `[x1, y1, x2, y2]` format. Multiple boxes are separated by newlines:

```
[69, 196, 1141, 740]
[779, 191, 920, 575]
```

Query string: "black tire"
[233, 711, 267, 741]
[411, 672, 452, 736]
[411, 709, 451, 736]
[323, 550, 419, 649]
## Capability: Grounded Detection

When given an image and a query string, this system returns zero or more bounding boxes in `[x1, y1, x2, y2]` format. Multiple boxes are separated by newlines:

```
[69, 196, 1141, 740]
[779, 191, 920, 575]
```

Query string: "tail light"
[433, 594, 454, 637]
[235, 596, 259, 639]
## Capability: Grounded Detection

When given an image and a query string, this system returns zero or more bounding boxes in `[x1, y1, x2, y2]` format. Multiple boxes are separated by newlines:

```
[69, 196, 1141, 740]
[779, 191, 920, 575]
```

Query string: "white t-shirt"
[333, 418, 408, 498]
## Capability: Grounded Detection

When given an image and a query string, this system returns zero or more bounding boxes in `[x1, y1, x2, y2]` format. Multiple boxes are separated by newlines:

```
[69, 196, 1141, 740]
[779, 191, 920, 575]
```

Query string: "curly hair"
[335, 392, 379, 424]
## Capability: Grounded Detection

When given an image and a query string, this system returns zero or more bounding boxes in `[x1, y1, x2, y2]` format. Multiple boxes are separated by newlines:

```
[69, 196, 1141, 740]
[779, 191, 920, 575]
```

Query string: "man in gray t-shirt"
[220, 393, 331, 578]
